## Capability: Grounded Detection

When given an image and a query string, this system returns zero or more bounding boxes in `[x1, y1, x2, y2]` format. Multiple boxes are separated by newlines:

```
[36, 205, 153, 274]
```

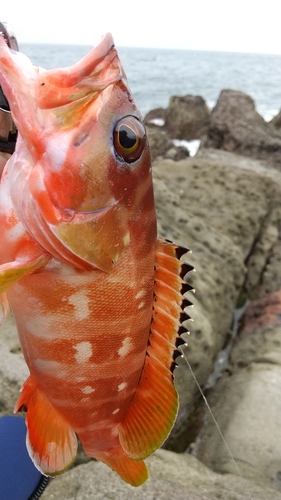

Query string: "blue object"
[0, 416, 49, 500]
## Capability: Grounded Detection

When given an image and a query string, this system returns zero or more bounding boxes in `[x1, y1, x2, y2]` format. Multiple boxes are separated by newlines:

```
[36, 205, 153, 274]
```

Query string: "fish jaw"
[50, 204, 130, 273]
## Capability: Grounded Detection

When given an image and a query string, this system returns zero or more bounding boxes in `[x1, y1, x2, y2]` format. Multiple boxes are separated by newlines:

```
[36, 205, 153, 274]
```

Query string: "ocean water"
[20, 43, 281, 122]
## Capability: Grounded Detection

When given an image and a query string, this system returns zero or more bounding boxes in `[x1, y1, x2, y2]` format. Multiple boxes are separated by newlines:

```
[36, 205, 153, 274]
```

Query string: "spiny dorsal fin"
[118, 237, 193, 461]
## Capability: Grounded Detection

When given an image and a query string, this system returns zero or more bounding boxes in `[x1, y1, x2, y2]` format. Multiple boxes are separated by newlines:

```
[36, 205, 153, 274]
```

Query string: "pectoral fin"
[119, 238, 194, 460]
[14, 376, 78, 476]
[0, 254, 50, 294]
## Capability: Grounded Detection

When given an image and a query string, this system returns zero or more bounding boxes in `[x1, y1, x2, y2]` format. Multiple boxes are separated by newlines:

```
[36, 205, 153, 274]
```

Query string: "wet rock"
[193, 363, 281, 492]
[192, 291, 281, 491]
[230, 290, 281, 369]
[164, 95, 210, 140]
[201, 89, 281, 168]
[144, 107, 166, 127]
[152, 148, 281, 449]
[238, 290, 281, 336]
[40, 449, 281, 500]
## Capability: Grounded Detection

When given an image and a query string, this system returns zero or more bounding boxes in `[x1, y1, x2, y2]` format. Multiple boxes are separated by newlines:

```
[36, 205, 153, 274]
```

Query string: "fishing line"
[179, 346, 241, 478]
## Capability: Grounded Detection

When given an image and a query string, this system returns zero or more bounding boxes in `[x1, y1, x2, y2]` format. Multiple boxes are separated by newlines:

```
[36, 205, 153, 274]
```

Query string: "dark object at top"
[0, 21, 19, 50]
[0, 21, 19, 153]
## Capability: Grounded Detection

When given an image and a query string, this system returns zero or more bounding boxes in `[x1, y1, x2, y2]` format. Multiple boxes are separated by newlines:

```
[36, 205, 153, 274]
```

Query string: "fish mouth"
[36, 32, 124, 110]
[50, 203, 130, 273]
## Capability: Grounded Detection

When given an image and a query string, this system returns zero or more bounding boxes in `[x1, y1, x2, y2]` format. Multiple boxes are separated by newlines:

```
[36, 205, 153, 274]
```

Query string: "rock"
[230, 290, 281, 369]
[193, 363, 281, 492]
[164, 145, 189, 161]
[201, 89, 281, 168]
[152, 148, 281, 449]
[269, 110, 281, 130]
[40, 449, 281, 500]
[192, 291, 281, 491]
[165, 95, 210, 140]
[146, 125, 189, 161]
[144, 107, 166, 127]
[0, 314, 28, 416]
[237, 290, 281, 337]
[146, 125, 174, 160]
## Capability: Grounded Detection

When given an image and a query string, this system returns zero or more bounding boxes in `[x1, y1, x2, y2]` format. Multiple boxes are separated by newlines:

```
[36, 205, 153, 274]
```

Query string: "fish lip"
[55, 203, 115, 224]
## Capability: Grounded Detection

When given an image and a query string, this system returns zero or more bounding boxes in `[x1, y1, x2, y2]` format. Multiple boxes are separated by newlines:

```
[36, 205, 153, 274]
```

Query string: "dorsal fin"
[119, 237, 193, 460]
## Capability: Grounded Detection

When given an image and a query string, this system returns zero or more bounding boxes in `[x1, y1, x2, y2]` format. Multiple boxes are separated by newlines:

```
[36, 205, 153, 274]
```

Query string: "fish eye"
[113, 116, 146, 164]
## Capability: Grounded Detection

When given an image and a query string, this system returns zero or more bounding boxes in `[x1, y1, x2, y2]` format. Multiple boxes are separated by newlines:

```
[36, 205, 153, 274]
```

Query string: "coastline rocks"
[40, 449, 281, 500]
[193, 291, 281, 491]
[164, 95, 210, 140]
[200, 89, 281, 168]
[146, 125, 189, 161]
[144, 107, 166, 127]
[146, 125, 174, 160]
[144, 94, 210, 141]
[152, 148, 281, 451]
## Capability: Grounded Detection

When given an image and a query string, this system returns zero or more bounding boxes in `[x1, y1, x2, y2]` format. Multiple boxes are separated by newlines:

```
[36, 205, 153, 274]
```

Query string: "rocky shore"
[1, 89, 281, 499]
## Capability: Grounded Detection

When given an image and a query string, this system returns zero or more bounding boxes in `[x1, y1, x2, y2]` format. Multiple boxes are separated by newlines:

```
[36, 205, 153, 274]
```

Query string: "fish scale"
[0, 32, 193, 486]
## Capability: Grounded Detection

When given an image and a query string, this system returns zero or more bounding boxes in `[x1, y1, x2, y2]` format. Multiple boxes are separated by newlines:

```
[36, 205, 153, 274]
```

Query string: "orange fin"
[0, 254, 50, 294]
[14, 376, 77, 476]
[119, 237, 193, 460]
[94, 445, 148, 486]
[0, 292, 10, 325]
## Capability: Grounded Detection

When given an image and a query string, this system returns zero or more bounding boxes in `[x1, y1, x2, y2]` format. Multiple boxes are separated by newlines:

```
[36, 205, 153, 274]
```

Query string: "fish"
[0, 32, 193, 486]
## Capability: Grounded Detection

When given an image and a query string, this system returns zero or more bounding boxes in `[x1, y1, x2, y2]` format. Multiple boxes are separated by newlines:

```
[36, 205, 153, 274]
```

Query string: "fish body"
[0, 33, 192, 485]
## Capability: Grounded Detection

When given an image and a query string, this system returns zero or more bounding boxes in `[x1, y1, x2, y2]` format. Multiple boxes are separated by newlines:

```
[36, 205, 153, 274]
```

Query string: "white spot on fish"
[46, 135, 68, 172]
[137, 300, 145, 309]
[68, 290, 90, 320]
[74, 341, 92, 364]
[112, 408, 120, 414]
[118, 382, 127, 391]
[123, 232, 130, 246]
[135, 288, 145, 300]
[118, 337, 133, 357]
[81, 386, 95, 394]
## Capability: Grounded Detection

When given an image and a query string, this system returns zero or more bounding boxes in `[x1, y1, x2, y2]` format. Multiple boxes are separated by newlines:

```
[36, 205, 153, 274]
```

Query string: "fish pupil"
[119, 125, 137, 149]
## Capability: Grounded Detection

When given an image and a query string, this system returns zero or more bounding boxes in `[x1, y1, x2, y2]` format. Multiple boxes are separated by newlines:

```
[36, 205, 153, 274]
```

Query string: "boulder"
[269, 110, 281, 130]
[152, 148, 281, 449]
[146, 125, 173, 160]
[193, 291, 281, 491]
[201, 89, 281, 168]
[144, 107, 166, 127]
[40, 449, 281, 500]
[146, 125, 189, 161]
[164, 95, 210, 140]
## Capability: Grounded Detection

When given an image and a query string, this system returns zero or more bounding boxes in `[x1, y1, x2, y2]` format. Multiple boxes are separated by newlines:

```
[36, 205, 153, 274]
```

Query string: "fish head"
[0, 33, 155, 272]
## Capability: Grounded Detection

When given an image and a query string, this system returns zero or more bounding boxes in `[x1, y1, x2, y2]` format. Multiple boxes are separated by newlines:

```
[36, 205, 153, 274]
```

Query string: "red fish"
[0, 33, 193, 486]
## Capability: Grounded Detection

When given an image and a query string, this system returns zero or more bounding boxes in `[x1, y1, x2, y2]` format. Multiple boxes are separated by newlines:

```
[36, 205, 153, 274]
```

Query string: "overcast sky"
[1, 0, 280, 54]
